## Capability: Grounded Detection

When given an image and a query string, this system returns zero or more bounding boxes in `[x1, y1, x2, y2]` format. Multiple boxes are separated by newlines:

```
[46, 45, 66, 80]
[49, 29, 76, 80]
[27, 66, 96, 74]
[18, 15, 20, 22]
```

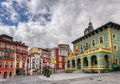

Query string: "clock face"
[85, 29, 89, 34]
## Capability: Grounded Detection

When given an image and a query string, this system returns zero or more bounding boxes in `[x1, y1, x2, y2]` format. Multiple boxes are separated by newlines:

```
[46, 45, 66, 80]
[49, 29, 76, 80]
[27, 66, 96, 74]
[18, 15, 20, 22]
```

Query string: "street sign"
[50, 58, 56, 60]
[50, 62, 56, 64]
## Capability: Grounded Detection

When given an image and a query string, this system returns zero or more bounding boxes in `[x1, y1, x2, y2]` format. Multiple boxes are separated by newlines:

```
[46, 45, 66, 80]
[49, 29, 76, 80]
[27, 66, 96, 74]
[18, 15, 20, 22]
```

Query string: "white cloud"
[1, 0, 120, 50]
[0, 25, 16, 36]
[1, 0, 19, 23]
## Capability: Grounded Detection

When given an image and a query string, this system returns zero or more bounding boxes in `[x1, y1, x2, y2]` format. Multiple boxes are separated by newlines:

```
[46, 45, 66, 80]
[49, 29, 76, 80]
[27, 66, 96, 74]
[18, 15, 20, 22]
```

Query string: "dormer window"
[100, 37, 103, 43]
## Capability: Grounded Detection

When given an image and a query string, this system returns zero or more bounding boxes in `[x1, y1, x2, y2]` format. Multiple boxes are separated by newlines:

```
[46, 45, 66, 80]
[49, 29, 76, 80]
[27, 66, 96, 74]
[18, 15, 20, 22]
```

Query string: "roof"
[58, 44, 69, 46]
[16, 41, 28, 47]
[0, 38, 16, 44]
[0, 34, 13, 39]
[72, 21, 120, 44]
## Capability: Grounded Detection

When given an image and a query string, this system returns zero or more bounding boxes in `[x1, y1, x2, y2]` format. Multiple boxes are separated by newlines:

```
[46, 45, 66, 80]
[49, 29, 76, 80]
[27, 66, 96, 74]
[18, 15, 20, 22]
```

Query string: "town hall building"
[65, 21, 120, 73]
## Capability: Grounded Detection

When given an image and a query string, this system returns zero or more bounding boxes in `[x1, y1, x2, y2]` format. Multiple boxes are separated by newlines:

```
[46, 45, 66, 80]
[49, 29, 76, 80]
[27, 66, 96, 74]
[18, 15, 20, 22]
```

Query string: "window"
[11, 46, 14, 50]
[59, 56, 62, 62]
[0, 61, 2, 68]
[36, 65, 38, 68]
[10, 54, 14, 58]
[32, 64, 35, 69]
[100, 37, 103, 43]
[32, 59, 35, 63]
[43, 59, 45, 62]
[59, 63, 62, 68]
[85, 43, 89, 48]
[0, 44, 4, 49]
[39, 65, 41, 69]
[113, 45, 117, 51]
[16, 63, 19, 68]
[0, 52, 4, 57]
[6, 52, 9, 57]
[39, 60, 41, 64]
[5, 61, 8, 68]
[115, 59, 119, 65]
[92, 40, 96, 46]
[0, 71, 2, 75]
[6, 44, 11, 49]
[22, 63, 25, 68]
[113, 34, 116, 40]
[10, 62, 13, 68]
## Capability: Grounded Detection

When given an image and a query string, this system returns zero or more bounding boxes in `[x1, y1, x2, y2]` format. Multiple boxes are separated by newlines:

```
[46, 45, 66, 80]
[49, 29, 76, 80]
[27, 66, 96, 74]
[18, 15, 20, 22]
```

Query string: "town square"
[0, 0, 120, 84]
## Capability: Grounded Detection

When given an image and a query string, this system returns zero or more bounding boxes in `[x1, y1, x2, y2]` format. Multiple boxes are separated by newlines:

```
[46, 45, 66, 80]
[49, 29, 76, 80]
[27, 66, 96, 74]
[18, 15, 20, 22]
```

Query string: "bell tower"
[84, 21, 94, 35]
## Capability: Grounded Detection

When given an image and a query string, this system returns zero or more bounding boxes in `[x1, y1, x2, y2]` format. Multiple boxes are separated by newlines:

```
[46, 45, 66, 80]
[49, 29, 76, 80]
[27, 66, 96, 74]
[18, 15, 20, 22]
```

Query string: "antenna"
[89, 15, 91, 22]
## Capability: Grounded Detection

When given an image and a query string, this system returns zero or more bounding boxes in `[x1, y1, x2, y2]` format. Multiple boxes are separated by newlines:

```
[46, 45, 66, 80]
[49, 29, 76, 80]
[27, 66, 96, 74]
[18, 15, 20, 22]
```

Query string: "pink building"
[15, 42, 28, 75]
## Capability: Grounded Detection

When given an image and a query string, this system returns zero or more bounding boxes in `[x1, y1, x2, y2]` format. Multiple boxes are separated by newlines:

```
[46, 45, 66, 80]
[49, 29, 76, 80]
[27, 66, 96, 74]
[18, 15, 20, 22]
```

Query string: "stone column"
[75, 59, 77, 70]
[81, 58, 84, 70]
[70, 60, 72, 70]
[88, 58, 92, 69]
[97, 53, 105, 73]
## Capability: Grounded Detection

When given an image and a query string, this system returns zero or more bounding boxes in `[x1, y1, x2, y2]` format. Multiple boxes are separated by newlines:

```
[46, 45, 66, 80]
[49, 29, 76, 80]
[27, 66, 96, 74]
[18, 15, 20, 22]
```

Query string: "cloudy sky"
[0, 0, 120, 50]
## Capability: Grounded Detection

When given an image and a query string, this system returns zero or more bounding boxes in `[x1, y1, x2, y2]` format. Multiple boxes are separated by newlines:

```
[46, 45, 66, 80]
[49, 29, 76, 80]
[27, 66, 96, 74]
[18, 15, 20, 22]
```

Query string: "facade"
[42, 49, 50, 69]
[56, 44, 70, 72]
[50, 44, 70, 73]
[0, 34, 28, 78]
[15, 42, 28, 75]
[0, 35, 16, 78]
[28, 47, 50, 75]
[28, 47, 42, 75]
[65, 21, 120, 73]
[28, 53, 42, 75]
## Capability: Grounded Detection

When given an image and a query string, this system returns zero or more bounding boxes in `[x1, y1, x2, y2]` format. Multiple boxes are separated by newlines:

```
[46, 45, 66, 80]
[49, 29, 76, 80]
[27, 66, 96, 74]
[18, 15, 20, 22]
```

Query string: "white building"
[28, 53, 43, 75]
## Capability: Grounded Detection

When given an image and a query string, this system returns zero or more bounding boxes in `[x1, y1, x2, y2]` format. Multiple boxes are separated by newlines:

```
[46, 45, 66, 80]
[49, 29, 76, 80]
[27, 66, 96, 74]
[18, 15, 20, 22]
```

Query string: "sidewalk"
[0, 78, 7, 83]
[39, 72, 100, 81]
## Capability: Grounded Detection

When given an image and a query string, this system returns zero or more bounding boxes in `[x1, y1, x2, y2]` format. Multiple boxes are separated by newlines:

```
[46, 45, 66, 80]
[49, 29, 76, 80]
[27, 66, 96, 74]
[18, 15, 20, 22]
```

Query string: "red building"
[0, 34, 28, 78]
[0, 34, 16, 78]
[50, 44, 70, 73]
[15, 42, 28, 75]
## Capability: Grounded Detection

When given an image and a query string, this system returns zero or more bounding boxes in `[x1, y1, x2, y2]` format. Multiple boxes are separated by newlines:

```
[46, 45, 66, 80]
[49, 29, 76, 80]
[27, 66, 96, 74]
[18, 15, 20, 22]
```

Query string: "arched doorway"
[77, 58, 81, 69]
[9, 71, 12, 77]
[3, 71, 7, 78]
[83, 57, 88, 66]
[91, 55, 97, 66]
[104, 55, 109, 71]
[67, 60, 70, 68]
[72, 60, 75, 68]
[115, 58, 119, 65]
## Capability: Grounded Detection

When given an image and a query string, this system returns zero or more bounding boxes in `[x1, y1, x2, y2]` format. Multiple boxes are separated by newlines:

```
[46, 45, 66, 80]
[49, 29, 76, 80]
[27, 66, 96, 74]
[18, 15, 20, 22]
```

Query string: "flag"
[79, 49, 81, 54]
[81, 45, 83, 52]
[75, 45, 79, 55]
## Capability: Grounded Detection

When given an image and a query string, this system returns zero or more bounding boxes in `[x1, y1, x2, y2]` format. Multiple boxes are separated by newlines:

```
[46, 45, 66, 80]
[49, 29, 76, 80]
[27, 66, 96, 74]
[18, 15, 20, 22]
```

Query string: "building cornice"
[72, 21, 120, 44]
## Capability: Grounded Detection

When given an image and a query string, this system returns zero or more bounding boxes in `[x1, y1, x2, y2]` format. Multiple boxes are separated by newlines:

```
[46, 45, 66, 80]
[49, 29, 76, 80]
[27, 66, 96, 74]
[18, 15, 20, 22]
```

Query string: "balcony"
[0, 56, 14, 60]
[78, 46, 112, 56]
[10, 50, 15, 52]
[0, 48, 5, 51]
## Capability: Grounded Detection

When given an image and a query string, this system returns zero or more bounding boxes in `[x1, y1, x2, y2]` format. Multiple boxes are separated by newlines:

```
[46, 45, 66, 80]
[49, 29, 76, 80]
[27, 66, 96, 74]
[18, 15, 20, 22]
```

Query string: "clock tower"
[84, 22, 94, 35]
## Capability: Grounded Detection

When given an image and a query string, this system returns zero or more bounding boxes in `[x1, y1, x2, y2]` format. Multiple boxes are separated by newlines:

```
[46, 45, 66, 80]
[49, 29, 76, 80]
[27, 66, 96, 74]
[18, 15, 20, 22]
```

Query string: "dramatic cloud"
[0, 0, 120, 50]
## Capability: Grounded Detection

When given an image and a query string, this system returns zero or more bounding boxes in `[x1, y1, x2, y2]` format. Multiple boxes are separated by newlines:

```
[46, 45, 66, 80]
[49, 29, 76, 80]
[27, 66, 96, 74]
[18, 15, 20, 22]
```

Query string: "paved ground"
[0, 71, 120, 84]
